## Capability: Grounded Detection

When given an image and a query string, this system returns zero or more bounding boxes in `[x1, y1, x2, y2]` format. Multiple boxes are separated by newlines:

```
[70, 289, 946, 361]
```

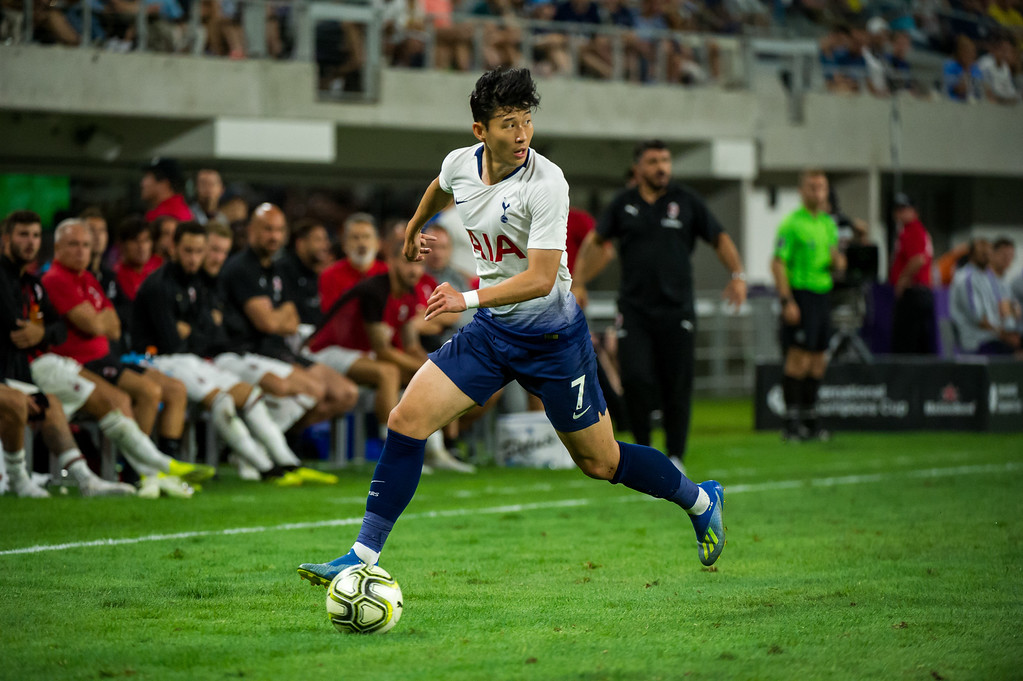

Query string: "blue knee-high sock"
[355, 429, 426, 553]
[611, 441, 700, 509]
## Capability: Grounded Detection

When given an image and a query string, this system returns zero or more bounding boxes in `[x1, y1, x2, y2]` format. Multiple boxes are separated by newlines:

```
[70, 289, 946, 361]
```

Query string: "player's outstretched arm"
[404, 178, 454, 262]
[425, 249, 561, 321]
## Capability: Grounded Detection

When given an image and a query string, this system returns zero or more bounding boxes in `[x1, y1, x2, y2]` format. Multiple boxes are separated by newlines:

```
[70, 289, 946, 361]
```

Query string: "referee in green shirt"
[771, 169, 846, 441]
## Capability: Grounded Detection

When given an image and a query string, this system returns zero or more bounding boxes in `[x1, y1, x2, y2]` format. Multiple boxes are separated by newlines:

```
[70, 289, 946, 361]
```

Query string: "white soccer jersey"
[438, 143, 575, 333]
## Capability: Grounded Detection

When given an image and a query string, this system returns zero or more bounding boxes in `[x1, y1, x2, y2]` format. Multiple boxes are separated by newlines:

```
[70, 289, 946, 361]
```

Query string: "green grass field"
[2, 400, 1021, 681]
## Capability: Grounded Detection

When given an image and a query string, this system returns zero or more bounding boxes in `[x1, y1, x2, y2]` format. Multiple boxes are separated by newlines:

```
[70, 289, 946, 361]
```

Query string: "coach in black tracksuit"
[571, 140, 747, 465]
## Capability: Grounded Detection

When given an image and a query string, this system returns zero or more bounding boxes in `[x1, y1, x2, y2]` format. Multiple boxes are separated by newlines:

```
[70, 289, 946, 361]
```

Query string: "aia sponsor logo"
[466, 229, 525, 263]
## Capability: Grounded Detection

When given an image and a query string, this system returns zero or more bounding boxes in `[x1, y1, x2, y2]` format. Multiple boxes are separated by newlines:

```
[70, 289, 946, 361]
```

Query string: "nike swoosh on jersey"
[454, 197, 471, 204]
[572, 405, 592, 420]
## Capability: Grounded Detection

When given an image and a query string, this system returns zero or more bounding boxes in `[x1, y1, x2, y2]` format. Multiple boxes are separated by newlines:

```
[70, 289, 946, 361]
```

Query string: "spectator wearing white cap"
[863, 16, 892, 96]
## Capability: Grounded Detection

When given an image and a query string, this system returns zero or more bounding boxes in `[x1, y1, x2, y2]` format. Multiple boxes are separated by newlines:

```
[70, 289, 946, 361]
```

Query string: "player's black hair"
[79, 206, 105, 221]
[2, 210, 42, 235]
[469, 68, 540, 124]
[633, 139, 669, 163]
[174, 220, 207, 245]
[968, 237, 990, 259]
[117, 214, 152, 243]
[291, 218, 326, 247]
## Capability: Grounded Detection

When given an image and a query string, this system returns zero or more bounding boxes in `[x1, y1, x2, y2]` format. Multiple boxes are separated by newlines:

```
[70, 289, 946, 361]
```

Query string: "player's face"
[300, 225, 330, 268]
[993, 245, 1015, 272]
[343, 222, 380, 268]
[204, 234, 232, 277]
[894, 205, 916, 225]
[800, 174, 829, 212]
[393, 256, 424, 290]
[175, 233, 207, 275]
[140, 172, 160, 204]
[157, 219, 177, 259]
[478, 108, 533, 169]
[634, 149, 672, 192]
[5, 222, 42, 265]
[424, 229, 451, 271]
[250, 212, 287, 258]
[121, 230, 153, 268]
[55, 224, 93, 273]
[86, 217, 108, 260]
[973, 240, 991, 268]
[196, 170, 223, 205]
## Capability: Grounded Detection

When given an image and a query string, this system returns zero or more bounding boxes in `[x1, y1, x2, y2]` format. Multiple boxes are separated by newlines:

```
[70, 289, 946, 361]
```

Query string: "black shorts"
[84, 353, 146, 385]
[780, 289, 832, 353]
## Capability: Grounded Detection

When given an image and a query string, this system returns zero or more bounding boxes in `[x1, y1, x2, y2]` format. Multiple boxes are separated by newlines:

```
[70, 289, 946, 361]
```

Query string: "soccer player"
[298, 67, 725, 585]
[771, 169, 846, 442]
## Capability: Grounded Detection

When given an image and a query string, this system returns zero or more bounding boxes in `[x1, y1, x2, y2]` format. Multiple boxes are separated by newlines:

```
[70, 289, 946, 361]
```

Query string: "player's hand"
[404, 231, 436, 262]
[722, 279, 747, 309]
[23, 393, 42, 419]
[425, 282, 467, 321]
[571, 284, 589, 310]
[782, 300, 800, 325]
[10, 319, 44, 349]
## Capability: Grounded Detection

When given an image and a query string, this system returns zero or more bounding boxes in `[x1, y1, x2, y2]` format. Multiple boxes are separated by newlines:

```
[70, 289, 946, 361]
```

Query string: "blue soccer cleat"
[689, 480, 725, 567]
[297, 549, 374, 587]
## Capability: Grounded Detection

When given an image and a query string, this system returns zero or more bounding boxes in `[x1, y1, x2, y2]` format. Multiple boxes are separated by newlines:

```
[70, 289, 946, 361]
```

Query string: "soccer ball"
[325, 564, 403, 634]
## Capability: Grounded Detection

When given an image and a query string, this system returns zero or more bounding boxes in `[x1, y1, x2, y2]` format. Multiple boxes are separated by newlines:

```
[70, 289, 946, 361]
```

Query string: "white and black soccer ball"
[325, 564, 403, 634]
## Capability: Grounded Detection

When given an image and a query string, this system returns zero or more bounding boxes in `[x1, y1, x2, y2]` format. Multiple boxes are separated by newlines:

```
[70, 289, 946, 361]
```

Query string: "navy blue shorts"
[429, 310, 607, 433]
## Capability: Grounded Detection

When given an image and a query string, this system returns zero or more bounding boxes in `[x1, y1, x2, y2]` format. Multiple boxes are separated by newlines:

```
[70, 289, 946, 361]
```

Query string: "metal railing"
[3, 0, 988, 109]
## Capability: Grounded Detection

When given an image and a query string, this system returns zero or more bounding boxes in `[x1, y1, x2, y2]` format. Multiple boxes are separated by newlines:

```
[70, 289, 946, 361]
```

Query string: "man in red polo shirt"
[41, 220, 194, 472]
[141, 157, 194, 223]
[319, 213, 388, 310]
[30, 218, 213, 497]
[889, 193, 936, 354]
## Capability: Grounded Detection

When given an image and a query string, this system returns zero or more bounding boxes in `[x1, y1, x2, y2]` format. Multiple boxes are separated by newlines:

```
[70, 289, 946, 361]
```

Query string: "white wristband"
[462, 290, 480, 310]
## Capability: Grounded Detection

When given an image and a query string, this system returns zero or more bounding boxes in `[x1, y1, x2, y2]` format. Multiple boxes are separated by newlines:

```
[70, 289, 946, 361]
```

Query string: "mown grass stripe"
[1, 461, 1018, 557]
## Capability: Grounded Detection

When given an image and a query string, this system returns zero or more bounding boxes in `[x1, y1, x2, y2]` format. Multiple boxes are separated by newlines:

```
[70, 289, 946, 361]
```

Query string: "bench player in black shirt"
[133, 221, 337, 486]
[572, 140, 747, 469]
[216, 204, 357, 432]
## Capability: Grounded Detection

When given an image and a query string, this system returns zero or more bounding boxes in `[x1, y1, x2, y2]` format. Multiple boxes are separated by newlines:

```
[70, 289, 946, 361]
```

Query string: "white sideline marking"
[1, 462, 1019, 557]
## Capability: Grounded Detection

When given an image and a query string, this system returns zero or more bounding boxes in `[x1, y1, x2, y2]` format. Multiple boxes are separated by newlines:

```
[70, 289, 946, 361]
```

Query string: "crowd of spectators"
[5, 0, 1023, 98]
[1, 0, 749, 86]
[816, 0, 1023, 103]
[0, 157, 485, 498]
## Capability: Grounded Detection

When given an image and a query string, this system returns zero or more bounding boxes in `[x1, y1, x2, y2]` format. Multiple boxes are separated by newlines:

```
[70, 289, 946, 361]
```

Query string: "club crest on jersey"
[466, 229, 526, 263]
[500, 200, 511, 224]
